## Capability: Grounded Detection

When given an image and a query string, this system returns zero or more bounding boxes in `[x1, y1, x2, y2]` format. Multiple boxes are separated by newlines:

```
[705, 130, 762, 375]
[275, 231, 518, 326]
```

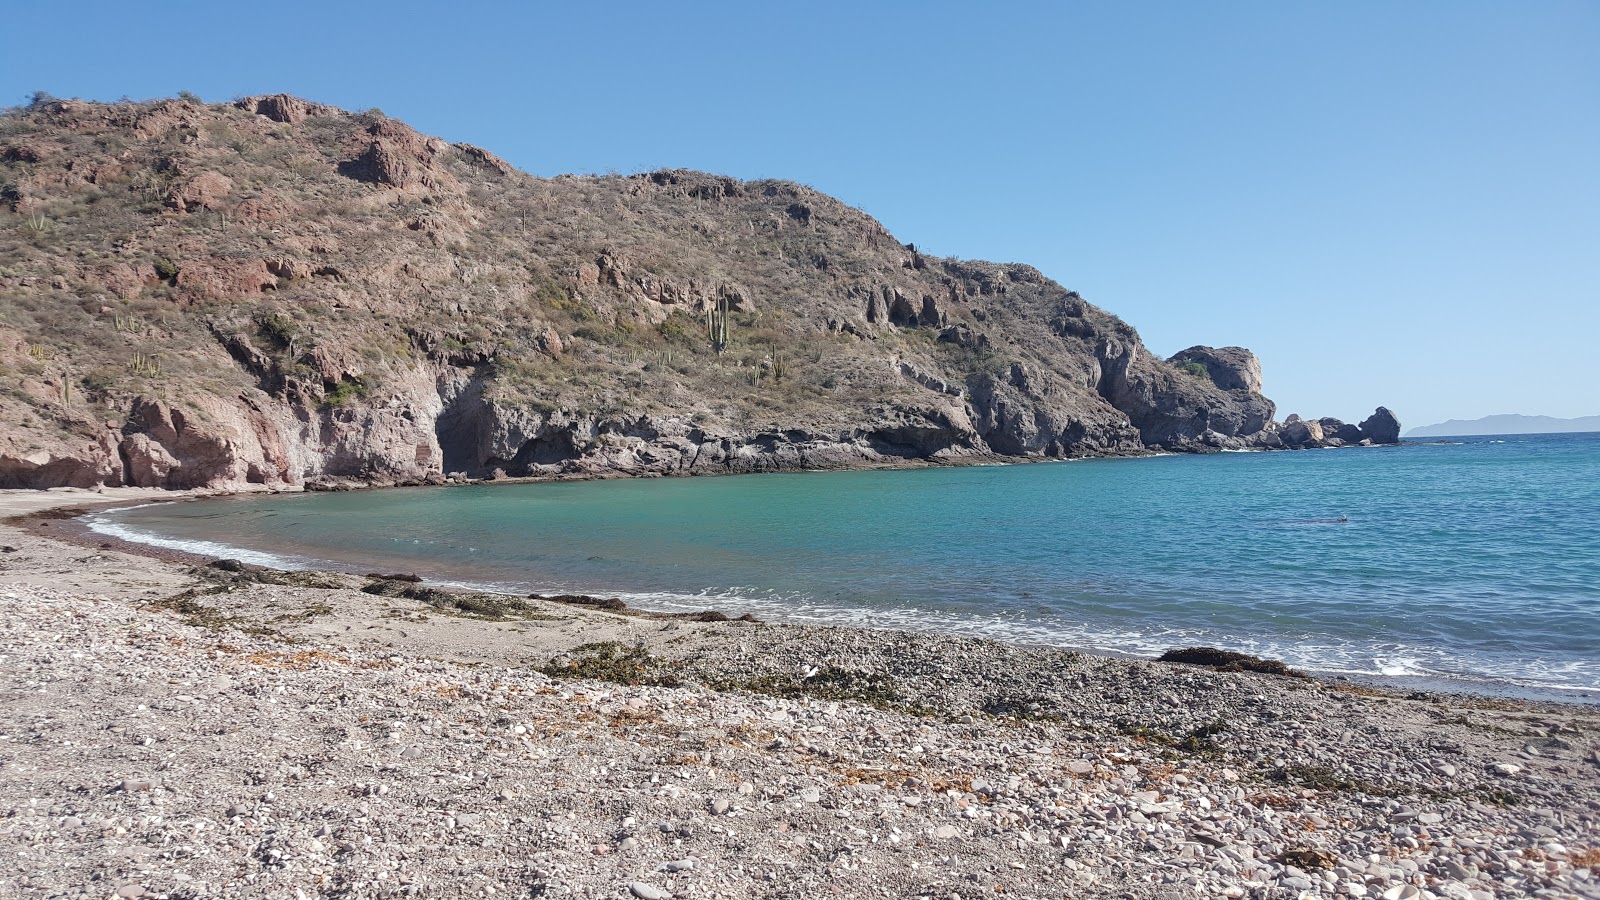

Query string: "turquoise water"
[94, 433, 1600, 697]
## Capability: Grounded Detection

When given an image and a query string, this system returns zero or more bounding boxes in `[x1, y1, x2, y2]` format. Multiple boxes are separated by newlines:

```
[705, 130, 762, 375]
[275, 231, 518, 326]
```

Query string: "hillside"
[1406, 414, 1600, 437]
[0, 94, 1394, 490]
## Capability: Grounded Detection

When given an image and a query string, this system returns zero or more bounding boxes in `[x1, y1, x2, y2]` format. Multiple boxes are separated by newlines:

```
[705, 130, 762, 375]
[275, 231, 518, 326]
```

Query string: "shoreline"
[20, 479, 1599, 709]
[11, 483, 1598, 709]
[2, 488, 1598, 897]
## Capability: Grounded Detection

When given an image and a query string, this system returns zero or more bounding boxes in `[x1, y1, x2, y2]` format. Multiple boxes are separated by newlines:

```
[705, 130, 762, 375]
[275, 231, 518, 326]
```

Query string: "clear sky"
[4, 1, 1596, 427]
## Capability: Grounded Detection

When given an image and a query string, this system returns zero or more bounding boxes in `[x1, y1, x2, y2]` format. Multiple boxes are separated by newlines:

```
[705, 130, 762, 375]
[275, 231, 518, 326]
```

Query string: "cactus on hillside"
[706, 293, 730, 355]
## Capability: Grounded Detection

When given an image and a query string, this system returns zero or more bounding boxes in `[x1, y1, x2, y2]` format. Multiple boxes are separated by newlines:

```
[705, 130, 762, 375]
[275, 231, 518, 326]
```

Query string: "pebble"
[629, 883, 672, 900]
[0, 541, 1594, 899]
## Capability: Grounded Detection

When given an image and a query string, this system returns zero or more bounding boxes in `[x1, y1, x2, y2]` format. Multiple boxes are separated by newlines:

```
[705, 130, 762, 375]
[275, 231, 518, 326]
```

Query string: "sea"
[89, 432, 1600, 702]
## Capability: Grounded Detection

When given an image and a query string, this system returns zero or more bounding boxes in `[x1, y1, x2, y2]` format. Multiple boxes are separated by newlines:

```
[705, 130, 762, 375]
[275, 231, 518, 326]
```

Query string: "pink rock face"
[84, 262, 158, 299]
[166, 172, 233, 212]
[339, 120, 455, 190]
[174, 259, 276, 300]
[120, 434, 179, 485]
[0, 427, 120, 489]
[538, 328, 564, 359]
[233, 94, 335, 125]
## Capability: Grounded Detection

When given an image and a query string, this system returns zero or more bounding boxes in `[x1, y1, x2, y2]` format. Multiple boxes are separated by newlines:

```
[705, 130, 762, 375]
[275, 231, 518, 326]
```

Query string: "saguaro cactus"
[707, 294, 730, 355]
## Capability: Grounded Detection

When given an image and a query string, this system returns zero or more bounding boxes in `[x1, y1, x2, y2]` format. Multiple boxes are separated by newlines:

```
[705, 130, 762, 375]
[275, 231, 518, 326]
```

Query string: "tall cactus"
[706, 293, 730, 355]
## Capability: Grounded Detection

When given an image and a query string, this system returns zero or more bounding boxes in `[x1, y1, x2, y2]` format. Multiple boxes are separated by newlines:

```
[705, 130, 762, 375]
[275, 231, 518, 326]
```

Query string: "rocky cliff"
[0, 95, 1397, 490]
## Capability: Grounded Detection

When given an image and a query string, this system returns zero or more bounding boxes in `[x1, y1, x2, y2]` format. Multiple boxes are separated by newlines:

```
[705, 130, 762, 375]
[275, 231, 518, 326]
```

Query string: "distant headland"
[1405, 414, 1600, 437]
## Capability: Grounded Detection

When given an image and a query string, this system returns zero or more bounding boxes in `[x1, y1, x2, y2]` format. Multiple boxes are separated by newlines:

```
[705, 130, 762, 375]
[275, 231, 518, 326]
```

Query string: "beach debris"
[1156, 646, 1307, 678]
[533, 592, 759, 623]
[365, 572, 422, 582]
[1276, 846, 1338, 869]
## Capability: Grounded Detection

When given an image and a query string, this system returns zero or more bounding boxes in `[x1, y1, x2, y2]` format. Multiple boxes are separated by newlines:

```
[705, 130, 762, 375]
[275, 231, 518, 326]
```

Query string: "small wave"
[84, 509, 316, 571]
[84, 508, 1600, 696]
[1375, 657, 1427, 677]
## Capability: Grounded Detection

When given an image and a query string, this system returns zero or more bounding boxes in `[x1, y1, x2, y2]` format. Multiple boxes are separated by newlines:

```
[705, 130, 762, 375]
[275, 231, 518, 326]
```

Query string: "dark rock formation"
[1359, 407, 1402, 445]
[1318, 418, 1364, 444]
[1274, 408, 1403, 449]
[1168, 346, 1265, 394]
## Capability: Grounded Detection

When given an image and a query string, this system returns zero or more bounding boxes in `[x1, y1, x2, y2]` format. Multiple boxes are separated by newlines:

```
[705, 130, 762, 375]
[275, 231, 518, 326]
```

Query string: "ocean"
[91, 433, 1600, 701]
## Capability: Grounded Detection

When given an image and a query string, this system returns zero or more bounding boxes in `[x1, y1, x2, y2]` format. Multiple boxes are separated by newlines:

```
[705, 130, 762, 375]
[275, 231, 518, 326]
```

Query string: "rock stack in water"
[1277, 407, 1402, 449]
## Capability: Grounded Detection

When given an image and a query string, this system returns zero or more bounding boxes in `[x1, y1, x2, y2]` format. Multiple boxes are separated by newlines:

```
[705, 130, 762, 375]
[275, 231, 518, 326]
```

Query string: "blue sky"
[4, 1, 1596, 426]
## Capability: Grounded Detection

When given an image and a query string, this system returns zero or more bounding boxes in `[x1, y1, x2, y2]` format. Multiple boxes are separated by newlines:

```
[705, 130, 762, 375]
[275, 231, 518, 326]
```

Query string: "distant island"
[1405, 414, 1600, 437]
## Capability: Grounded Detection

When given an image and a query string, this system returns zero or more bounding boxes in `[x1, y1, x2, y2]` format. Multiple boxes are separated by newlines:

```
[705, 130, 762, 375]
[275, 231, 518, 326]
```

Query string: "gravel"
[1, 504, 1598, 899]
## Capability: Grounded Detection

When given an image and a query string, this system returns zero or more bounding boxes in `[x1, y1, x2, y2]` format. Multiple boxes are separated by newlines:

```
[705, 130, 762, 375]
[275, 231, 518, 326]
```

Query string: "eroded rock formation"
[0, 96, 1399, 490]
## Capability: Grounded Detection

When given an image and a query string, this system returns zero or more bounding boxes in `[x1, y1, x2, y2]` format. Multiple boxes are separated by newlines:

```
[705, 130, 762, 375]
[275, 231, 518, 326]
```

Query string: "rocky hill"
[0, 94, 1397, 490]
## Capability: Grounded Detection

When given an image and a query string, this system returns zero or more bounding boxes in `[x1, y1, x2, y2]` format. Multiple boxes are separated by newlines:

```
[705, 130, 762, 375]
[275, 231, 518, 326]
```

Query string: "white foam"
[1375, 657, 1428, 677]
[85, 509, 316, 571]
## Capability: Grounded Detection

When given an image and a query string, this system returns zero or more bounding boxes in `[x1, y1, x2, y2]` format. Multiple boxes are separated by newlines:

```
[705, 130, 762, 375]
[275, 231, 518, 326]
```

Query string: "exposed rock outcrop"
[233, 94, 341, 125]
[0, 95, 1400, 490]
[1280, 417, 1326, 449]
[1168, 346, 1265, 395]
[1275, 408, 1404, 449]
[1359, 407, 1402, 445]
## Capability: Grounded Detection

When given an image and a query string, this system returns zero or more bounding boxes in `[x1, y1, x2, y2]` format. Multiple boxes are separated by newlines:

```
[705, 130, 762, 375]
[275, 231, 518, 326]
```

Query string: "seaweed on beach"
[198, 559, 349, 590]
[145, 589, 301, 643]
[1266, 763, 1522, 806]
[539, 593, 629, 611]
[1177, 720, 1231, 755]
[1157, 647, 1308, 678]
[1111, 719, 1233, 758]
[541, 641, 684, 687]
[1269, 764, 1403, 797]
[534, 593, 760, 623]
[980, 695, 1064, 722]
[366, 572, 422, 582]
[712, 666, 935, 716]
[362, 577, 553, 621]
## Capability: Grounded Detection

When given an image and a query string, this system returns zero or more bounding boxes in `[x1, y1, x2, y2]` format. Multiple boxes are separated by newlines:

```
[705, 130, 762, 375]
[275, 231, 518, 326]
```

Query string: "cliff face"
[0, 95, 1392, 490]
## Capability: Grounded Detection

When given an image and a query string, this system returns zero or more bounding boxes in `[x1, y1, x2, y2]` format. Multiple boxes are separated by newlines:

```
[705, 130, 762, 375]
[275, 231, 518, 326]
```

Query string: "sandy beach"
[2, 488, 1598, 899]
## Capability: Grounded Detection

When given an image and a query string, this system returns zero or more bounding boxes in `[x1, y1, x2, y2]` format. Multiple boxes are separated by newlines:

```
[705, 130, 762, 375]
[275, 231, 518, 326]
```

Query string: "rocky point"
[0, 95, 1398, 490]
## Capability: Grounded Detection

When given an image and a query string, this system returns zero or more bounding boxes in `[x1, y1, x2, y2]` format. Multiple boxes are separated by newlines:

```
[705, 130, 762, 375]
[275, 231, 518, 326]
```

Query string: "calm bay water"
[93, 433, 1600, 698]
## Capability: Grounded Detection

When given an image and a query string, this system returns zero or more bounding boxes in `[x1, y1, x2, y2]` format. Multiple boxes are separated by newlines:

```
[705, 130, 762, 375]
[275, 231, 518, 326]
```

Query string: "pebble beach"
[2, 489, 1598, 899]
